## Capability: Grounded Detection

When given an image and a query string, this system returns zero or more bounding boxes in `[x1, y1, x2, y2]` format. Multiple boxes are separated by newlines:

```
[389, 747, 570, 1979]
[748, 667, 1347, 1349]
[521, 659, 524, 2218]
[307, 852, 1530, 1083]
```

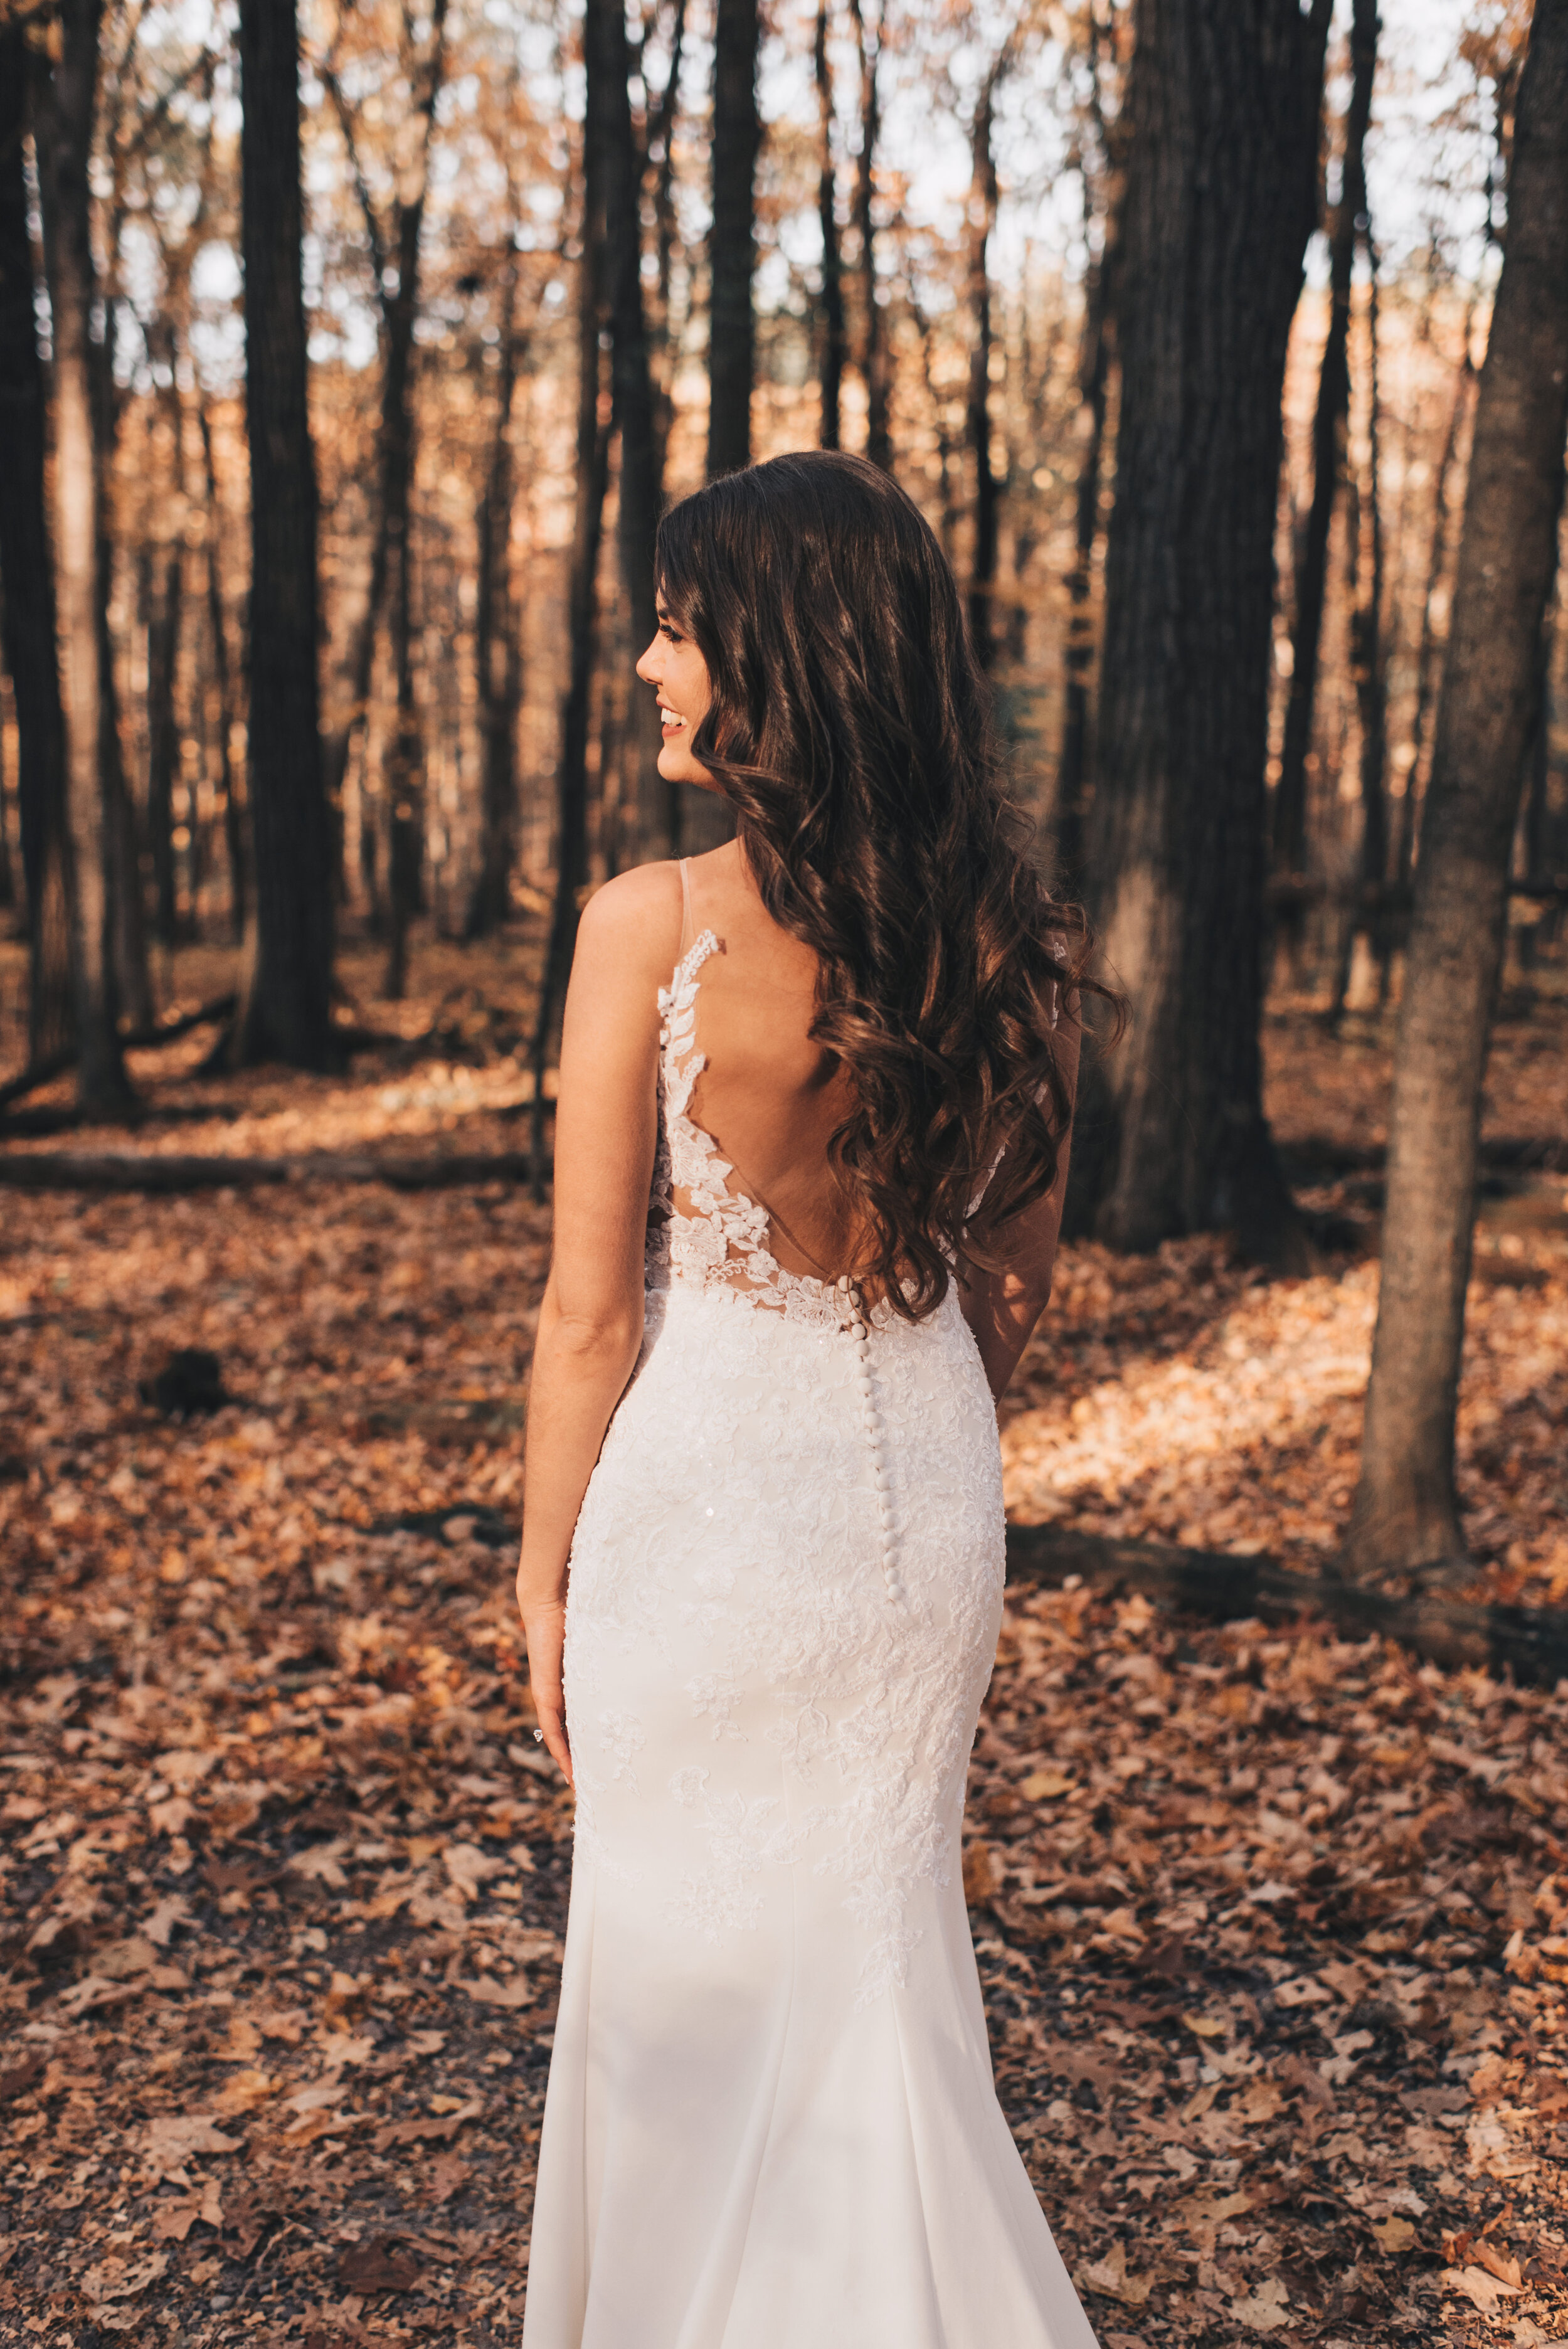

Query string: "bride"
[516, 452, 1103, 2348]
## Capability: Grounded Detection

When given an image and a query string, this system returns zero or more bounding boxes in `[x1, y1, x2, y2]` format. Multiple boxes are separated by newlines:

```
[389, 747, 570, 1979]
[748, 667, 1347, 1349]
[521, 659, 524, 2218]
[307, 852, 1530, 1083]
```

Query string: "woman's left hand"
[519, 1589, 573, 1786]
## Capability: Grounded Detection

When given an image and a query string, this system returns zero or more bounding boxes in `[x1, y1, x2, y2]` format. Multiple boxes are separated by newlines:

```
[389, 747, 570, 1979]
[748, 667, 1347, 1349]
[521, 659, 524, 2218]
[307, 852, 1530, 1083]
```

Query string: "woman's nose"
[635, 636, 662, 683]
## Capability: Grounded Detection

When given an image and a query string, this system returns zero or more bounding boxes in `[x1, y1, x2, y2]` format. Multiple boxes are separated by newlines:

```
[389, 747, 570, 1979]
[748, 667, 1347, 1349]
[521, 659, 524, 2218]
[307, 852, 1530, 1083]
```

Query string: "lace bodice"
[646, 922, 855, 1337]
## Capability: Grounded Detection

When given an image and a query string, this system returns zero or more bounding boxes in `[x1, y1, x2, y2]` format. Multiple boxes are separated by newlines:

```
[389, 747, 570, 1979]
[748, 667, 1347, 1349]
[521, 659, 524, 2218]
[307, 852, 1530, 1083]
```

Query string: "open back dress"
[521, 862, 1099, 2349]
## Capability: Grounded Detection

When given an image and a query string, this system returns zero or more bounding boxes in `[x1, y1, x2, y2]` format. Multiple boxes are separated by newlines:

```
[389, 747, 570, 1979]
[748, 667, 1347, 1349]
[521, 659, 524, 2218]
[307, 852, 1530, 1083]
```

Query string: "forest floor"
[1, 918, 1565, 2347]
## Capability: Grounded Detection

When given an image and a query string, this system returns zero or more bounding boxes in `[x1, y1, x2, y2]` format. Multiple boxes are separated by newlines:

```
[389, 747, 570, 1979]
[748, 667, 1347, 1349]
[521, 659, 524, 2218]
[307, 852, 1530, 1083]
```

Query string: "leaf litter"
[1, 970, 1565, 2344]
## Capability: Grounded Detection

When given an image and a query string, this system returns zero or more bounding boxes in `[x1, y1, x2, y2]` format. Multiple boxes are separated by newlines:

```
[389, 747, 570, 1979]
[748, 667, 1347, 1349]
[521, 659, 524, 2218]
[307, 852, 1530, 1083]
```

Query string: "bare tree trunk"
[965, 56, 1005, 671]
[195, 397, 245, 944]
[146, 523, 183, 948]
[649, 0, 687, 485]
[1273, 0, 1378, 883]
[1055, 73, 1124, 883]
[322, 518, 386, 912]
[381, 186, 426, 1003]
[1071, 0, 1331, 1265]
[709, 0, 760, 478]
[320, 6, 448, 990]
[815, 0, 846, 452]
[1345, 0, 1568, 1587]
[88, 164, 153, 1033]
[531, 117, 609, 1195]
[236, 0, 336, 1068]
[1328, 233, 1389, 1022]
[1354, 250, 1389, 881]
[849, 0, 889, 470]
[1396, 302, 1476, 891]
[34, 0, 134, 1114]
[592, 0, 668, 857]
[467, 248, 522, 939]
[0, 31, 73, 1066]
[381, 4, 448, 1001]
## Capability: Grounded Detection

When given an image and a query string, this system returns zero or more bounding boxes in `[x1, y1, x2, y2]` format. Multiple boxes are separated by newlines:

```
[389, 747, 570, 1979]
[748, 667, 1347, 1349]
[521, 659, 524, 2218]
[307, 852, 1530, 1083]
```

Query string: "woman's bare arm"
[958, 1015, 1081, 1402]
[516, 865, 680, 1781]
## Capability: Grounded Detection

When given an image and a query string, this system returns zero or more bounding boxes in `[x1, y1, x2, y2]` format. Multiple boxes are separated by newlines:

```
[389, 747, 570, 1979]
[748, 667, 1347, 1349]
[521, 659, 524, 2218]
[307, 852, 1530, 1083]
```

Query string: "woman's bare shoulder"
[575, 860, 686, 977]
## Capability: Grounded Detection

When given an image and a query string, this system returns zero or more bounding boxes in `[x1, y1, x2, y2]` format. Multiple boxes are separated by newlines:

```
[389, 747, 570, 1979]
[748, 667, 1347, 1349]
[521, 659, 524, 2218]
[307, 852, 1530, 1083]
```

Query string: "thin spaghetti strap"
[678, 857, 694, 956]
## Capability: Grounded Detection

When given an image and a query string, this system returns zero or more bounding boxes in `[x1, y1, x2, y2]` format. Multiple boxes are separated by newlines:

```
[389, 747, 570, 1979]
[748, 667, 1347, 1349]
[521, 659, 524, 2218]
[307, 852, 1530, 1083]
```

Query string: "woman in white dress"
[516, 452, 1104, 2348]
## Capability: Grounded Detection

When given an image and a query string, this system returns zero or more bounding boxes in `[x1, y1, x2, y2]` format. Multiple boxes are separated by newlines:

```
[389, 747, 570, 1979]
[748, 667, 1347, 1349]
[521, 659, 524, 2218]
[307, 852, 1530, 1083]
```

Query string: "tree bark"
[849, 0, 889, 470]
[591, 0, 669, 857]
[1345, 0, 1568, 1586]
[708, 0, 760, 478]
[322, 514, 388, 916]
[236, 0, 336, 1068]
[1330, 230, 1389, 1022]
[1074, 0, 1331, 1264]
[1273, 0, 1378, 884]
[1351, 246, 1388, 902]
[965, 56, 1005, 671]
[467, 247, 523, 940]
[815, 0, 846, 452]
[649, 0, 687, 485]
[145, 529, 183, 947]
[1054, 70, 1124, 883]
[530, 106, 610, 1192]
[89, 117, 153, 1034]
[0, 31, 73, 1067]
[34, 0, 135, 1115]
[320, 10, 448, 980]
[381, 190, 427, 1003]
[1397, 304, 1475, 892]
[380, 1, 449, 1002]
[195, 397, 245, 944]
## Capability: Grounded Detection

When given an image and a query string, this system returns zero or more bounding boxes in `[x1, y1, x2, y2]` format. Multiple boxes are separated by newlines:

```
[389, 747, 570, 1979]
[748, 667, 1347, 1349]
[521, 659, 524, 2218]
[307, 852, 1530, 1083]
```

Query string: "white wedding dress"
[522, 882, 1099, 2348]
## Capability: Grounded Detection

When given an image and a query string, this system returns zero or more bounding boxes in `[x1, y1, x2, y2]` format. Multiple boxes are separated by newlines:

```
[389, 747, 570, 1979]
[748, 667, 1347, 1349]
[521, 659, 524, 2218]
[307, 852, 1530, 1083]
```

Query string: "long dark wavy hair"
[657, 450, 1113, 1320]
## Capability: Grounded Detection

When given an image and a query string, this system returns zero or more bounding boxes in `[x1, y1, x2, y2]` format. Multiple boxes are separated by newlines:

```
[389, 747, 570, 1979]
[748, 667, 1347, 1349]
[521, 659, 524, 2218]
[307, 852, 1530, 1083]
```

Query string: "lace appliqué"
[647, 930, 846, 1335]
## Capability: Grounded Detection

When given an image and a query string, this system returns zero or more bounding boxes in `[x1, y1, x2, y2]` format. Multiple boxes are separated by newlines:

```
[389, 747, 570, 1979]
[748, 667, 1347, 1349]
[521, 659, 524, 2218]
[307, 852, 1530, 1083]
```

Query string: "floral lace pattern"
[645, 928, 850, 1333]
[563, 930, 1007, 2007]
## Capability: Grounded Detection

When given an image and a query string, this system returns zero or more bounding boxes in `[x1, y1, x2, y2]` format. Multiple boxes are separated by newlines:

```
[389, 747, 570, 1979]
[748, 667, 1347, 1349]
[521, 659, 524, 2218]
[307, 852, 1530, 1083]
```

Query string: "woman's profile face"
[636, 599, 717, 790]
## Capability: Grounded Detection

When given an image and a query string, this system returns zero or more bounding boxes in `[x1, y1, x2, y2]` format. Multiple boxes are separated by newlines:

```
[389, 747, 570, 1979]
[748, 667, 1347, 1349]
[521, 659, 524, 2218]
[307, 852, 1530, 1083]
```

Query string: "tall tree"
[196, 396, 246, 944]
[1345, 0, 1568, 1586]
[849, 0, 889, 470]
[1273, 0, 1379, 884]
[1330, 235, 1389, 1015]
[647, 0, 687, 483]
[1397, 304, 1475, 891]
[467, 235, 524, 940]
[815, 0, 847, 450]
[321, 3, 450, 982]
[1055, 23, 1125, 882]
[593, 0, 669, 854]
[529, 74, 610, 1190]
[965, 51, 1007, 670]
[0, 25, 73, 1069]
[709, 0, 760, 476]
[236, 0, 336, 1067]
[34, 0, 135, 1113]
[384, 4, 450, 997]
[1071, 0, 1332, 1261]
[144, 326, 184, 948]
